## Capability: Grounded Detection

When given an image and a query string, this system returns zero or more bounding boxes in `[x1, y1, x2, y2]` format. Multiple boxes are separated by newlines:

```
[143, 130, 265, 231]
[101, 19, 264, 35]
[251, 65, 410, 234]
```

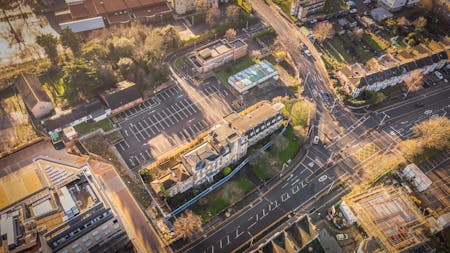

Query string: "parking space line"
[161, 110, 174, 125]
[193, 124, 201, 133]
[183, 129, 191, 140]
[157, 112, 169, 128]
[175, 103, 188, 118]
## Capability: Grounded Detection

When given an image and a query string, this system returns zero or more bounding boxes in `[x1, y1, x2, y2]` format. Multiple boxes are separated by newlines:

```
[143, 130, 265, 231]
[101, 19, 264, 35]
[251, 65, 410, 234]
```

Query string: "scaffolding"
[344, 186, 429, 252]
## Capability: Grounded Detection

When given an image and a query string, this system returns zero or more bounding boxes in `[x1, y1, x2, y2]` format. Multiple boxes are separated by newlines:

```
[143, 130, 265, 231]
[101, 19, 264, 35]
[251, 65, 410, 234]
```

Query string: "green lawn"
[74, 119, 114, 135]
[234, 178, 255, 193]
[275, 126, 301, 164]
[196, 177, 255, 221]
[214, 55, 256, 84]
[251, 162, 271, 181]
[362, 34, 387, 51]
[272, 0, 292, 17]
[291, 100, 310, 128]
[327, 35, 376, 64]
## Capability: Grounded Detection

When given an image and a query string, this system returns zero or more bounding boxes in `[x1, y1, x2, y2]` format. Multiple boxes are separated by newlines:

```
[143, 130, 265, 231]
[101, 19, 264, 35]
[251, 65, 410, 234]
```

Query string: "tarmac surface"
[113, 77, 236, 171]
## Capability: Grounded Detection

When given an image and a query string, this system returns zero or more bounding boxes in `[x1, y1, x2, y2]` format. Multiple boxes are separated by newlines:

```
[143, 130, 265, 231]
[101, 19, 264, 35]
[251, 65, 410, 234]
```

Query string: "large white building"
[171, 0, 228, 15]
[291, 0, 326, 19]
[379, 0, 420, 12]
[151, 102, 285, 197]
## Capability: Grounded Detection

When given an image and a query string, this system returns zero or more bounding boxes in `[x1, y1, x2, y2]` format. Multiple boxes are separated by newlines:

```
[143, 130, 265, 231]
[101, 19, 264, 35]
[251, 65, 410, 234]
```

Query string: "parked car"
[310, 18, 318, 24]
[336, 234, 349, 241]
[304, 50, 312, 57]
[434, 71, 444, 80]
[415, 102, 425, 108]
[349, 9, 357, 14]
[313, 136, 320, 144]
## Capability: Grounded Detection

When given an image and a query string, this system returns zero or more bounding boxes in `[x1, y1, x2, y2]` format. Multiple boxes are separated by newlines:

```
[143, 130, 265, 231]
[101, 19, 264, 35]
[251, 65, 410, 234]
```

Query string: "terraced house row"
[338, 39, 450, 97]
[151, 102, 285, 197]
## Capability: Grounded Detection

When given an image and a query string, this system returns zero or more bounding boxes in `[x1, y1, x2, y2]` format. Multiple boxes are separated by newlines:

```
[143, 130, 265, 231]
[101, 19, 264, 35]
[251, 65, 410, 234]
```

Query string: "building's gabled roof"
[15, 73, 52, 109]
[102, 81, 142, 110]
[43, 99, 106, 132]
[182, 142, 219, 172]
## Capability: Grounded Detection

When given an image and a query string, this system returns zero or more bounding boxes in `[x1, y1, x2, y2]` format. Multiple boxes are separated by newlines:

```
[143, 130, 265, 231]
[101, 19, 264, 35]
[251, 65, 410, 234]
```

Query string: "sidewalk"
[89, 160, 167, 253]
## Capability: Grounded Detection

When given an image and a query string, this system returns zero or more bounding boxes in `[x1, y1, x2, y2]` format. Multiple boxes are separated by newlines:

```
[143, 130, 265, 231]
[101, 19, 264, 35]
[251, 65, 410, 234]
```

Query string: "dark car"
[415, 102, 425, 108]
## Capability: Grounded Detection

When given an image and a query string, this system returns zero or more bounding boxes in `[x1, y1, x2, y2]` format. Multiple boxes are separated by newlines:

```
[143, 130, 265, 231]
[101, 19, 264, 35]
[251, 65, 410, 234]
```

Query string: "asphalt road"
[113, 77, 235, 171]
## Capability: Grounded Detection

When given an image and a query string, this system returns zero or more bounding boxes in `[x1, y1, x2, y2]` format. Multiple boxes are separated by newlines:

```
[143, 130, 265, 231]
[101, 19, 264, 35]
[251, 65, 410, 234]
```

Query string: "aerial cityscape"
[0, 0, 449, 253]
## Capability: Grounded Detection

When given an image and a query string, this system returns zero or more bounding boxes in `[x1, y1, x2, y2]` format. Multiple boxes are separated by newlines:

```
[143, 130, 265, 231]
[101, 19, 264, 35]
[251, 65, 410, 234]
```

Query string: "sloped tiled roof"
[102, 81, 142, 110]
[15, 73, 52, 109]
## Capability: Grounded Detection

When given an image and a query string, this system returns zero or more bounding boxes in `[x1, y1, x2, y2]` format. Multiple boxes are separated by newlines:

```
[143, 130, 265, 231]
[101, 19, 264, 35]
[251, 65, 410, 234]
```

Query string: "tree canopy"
[60, 28, 82, 55]
[36, 33, 58, 65]
[173, 210, 203, 239]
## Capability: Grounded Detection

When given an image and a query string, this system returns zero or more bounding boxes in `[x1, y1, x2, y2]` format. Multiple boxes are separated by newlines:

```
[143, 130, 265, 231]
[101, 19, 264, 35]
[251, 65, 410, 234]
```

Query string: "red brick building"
[55, 0, 171, 32]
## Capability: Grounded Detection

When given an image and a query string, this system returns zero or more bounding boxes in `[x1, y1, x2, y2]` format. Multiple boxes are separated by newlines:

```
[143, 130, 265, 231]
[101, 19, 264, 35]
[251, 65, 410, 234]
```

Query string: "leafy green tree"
[81, 41, 108, 62]
[107, 36, 134, 61]
[60, 28, 82, 55]
[160, 25, 180, 50]
[62, 58, 101, 96]
[140, 169, 153, 183]
[413, 16, 427, 31]
[36, 33, 58, 65]
[223, 167, 232, 176]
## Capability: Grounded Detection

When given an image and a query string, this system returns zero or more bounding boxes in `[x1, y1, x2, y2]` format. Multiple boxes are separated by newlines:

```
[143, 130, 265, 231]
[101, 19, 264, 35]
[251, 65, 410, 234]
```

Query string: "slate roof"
[43, 99, 106, 132]
[15, 73, 51, 109]
[351, 50, 448, 88]
[102, 81, 142, 110]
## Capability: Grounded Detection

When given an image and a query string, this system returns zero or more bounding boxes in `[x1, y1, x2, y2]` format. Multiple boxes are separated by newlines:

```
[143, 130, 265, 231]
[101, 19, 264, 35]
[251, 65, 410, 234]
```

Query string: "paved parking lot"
[114, 78, 236, 170]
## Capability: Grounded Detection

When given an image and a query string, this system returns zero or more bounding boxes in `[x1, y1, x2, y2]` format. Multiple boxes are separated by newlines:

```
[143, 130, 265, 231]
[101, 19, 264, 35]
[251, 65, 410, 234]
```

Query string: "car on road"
[434, 71, 444, 80]
[336, 234, 349, 240]
[304, 50, 312, 57]
[415, 102, 425, 108]
[313, 135, 320, 144]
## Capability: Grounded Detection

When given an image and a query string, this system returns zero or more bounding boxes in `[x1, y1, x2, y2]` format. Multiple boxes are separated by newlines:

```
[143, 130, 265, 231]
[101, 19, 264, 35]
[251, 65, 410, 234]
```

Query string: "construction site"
[343, 185, 434, 252]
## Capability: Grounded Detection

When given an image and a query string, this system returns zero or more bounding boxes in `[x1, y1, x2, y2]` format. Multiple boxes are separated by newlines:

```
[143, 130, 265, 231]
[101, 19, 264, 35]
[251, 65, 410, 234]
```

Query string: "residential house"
[370, 7, 393, 22]
[291, 0, 326, 19]
[338, 43, 449, 97]
[101, 81, 143, 115]
[379, 0, 420, 12]
[43, 99, 110, 135]
[171, 0, 227, 15]
[187, 39, 248, 73]
[151, 102, 284, 197]
[15, 73, 54, 119]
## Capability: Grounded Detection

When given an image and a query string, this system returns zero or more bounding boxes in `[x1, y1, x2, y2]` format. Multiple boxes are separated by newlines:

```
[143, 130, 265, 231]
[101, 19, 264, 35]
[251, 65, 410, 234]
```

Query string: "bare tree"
[397, 16, 409, 27]
[205, 6, 220, 27]
[352, 28, 364, 41]
[403, 69, 424, 94]
[173, 210, 203, 239]
[195, 0, 209, 13]
[312, 22, 335, 42]
[413, 16, 427, 31]
[398, 139, 423, 160]
[413, 117, 450, 151]
[225, 28, 237, 41]
[226, 5, 240, 23]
